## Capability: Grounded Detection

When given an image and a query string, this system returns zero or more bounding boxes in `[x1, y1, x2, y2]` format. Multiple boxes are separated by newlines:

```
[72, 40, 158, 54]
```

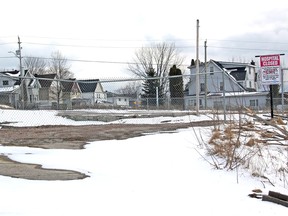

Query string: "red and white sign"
[260, 54, 281, 85]
[260, 54, 280, 67]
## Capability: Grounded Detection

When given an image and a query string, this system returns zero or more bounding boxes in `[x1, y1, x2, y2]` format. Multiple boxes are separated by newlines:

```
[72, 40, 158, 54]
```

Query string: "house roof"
[229, 69, 246, 81]
[0, 70, 20, 82]
[212, 60, 224, 70]
[106, 91, 133, 98]
[35, 73, 57, 88]
[77, 79, 99, 93]
[61, 79, 76, 92]
[210, 60, 247, 91]
[0, 70, 20, 76]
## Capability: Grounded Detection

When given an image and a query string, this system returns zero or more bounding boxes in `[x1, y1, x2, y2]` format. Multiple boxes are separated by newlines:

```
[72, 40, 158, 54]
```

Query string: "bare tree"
[116, 82, 141, 96]
[48, 51, 74, 108]
[49, 51, 73, 79]
[128, 42, 184, 96]
[23, 56, 48, 75]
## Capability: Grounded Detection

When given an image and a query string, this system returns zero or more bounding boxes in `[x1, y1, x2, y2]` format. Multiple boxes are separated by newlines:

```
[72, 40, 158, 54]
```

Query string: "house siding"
[185, 59, 267, 110]
[188, 62, 243, 96]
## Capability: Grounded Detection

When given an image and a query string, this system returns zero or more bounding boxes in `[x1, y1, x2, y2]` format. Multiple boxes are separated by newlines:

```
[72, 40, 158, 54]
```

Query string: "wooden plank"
[262, 195, 288, 208]
[268, 191, 288, 201]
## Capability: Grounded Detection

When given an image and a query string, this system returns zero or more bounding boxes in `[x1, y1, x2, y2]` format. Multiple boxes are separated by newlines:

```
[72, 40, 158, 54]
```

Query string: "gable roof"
[229, 69, 246, 81]
[106, 91, 133, 98]
[61, 79, 76, 92]
[0, 70, 20, 76]
[210, 60, 246, 91]
[35, 73, 57, 88]
[77, 79, 99, 93]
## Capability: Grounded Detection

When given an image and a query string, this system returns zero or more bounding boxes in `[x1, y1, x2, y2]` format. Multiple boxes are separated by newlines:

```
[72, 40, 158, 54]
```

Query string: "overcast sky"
[1, 0, 288, 80]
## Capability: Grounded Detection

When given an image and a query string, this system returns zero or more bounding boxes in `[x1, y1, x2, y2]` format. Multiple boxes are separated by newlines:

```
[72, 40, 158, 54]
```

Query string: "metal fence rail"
[0, 74, 287, 114]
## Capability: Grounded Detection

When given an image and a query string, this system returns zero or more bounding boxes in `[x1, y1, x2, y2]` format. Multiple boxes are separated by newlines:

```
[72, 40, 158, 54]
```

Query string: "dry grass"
[242, 120, 255, 128]
[260, 131, 276, 138]
[224, 126, 234, 140]
[245, 138, 255, 147]
[209, 130, 222, 144]
[276, 117, 286, 125]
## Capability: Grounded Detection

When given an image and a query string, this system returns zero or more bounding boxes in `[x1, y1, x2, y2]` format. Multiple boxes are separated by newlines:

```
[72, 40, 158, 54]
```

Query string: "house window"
[249, 81, 252, 88]
[249, 99, 258, 107]
[3, 80, 9, 86]
[220, 82, 224, 91]
[118, 98, 121, 101]
[200, 83, 205, 92]
[210, 67, 214, 75]
[189, 99, 201, 107]
[189, 99, 196, 106]
[213, 101, 223, 109]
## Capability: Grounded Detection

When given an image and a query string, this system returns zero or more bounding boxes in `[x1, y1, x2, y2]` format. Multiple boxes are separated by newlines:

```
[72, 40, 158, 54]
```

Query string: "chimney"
[191, 59, 195, 66]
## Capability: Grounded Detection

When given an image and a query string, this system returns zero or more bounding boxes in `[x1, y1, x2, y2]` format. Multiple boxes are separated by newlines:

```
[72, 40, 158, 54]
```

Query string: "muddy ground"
[0, 120, 217, 181]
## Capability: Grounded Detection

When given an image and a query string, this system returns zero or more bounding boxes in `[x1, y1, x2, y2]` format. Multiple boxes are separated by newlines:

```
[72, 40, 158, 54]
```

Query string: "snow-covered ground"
[0, 109, 287, 216]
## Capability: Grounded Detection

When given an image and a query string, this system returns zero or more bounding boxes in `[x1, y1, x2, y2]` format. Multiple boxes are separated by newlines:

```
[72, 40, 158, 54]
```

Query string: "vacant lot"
[0, 120, 217, 180]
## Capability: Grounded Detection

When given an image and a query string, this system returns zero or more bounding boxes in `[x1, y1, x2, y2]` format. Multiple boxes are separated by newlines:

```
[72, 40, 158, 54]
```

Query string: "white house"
[106, 92, 130, 107]
[77, 79, 107, 105]
[0, 70, 41, 108]
[0, 70, 20, 107]
[185, 59, 268, 110]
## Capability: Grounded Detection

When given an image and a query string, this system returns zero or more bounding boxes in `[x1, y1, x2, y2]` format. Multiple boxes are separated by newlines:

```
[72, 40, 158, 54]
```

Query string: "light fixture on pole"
[8, 36, 24, 108]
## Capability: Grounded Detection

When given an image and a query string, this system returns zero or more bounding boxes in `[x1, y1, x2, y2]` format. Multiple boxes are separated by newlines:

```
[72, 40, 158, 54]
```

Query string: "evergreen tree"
[267, 84, 281, 107]
[169, 65, 184, 106]
[270, 84, 280, 98]
[142, 68, 162, 106]
[128, 42, 184, 99]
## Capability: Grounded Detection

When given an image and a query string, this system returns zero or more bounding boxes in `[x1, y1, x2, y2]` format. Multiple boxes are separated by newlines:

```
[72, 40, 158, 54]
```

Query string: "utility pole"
[9, 36, 25, 109]
[204, 40, 207, 109]
[281, 68, 288, 115]
[195, 19, 200, 115]
[222, 69, 227, 122]
[17, 36, 26, 109]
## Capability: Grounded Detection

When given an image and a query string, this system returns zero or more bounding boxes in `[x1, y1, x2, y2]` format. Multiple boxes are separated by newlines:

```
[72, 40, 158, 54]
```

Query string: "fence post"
[156, 87, 159, 108]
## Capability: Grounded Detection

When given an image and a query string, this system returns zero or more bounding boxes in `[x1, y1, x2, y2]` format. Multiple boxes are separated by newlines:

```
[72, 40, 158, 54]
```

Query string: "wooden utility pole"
[204, 40, 207, 109]
[196, 19, 200, 115]
[17, 36, 24, 108]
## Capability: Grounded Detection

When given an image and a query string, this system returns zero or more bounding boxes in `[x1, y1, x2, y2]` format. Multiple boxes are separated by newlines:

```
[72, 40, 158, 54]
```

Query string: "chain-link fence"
[1, 74, 288, 114]
[0, 75, 189, 110]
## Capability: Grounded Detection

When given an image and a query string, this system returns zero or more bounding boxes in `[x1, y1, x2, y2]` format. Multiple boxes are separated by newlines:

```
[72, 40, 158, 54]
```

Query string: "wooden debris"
[262, 191, 288, 208]
[252, 189, 263, 193]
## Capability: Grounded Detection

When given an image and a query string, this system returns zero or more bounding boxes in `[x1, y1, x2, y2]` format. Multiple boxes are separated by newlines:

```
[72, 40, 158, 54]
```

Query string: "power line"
[204, 38, 288, 45]
[22, 56, 191, 67]
[0, 56, 15, 59]
[208, 45, 288, 52]
[2, 35, 288, 52]
[23, 41, 195, 49]
[0, 42, 17, 46]
[3, 35, 288, 46]
[21, 35, 195, 42]
[21, 42, 288, 52]
[21, 35, 288, 45]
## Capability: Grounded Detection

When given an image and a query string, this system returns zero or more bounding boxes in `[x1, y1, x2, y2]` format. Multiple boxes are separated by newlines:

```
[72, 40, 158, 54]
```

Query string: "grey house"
[106, 92, 130, 107]
[0, 70, 21, 107]
[0, 70, 40, 108]
[185, 59, 268, 110]
[35, 73, 57, 100]
[77, 79, 107, 105]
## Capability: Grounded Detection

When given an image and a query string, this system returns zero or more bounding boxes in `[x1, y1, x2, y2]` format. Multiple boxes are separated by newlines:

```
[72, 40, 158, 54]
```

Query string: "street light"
[8, 36, 24, 108]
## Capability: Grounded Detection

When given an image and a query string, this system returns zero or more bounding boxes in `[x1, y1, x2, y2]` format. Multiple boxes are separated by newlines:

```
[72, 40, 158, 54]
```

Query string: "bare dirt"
[0, 120, 217, 181]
